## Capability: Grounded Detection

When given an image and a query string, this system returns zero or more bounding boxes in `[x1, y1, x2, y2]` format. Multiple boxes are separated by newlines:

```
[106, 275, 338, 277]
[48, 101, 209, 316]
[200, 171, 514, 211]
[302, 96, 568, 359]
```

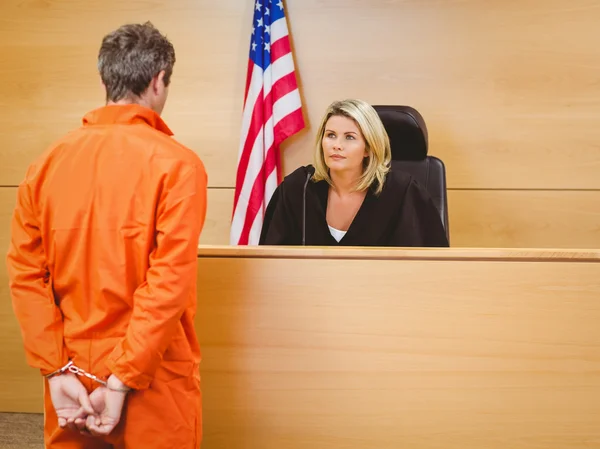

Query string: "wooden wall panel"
[2, 0, 600, 189]
[448, 190, 600, 248]
[200, 189, 235, 245]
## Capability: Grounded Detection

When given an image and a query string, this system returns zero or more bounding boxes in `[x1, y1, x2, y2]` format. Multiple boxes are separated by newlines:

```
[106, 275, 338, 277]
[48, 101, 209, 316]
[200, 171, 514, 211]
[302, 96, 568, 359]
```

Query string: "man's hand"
[47, 373, 95, 429]
[84, 375, 129, 436]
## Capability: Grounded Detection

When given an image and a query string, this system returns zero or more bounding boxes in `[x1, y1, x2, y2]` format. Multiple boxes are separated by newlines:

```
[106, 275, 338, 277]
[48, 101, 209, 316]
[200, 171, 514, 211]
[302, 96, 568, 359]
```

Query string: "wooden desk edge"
[196, 245, 600, 262]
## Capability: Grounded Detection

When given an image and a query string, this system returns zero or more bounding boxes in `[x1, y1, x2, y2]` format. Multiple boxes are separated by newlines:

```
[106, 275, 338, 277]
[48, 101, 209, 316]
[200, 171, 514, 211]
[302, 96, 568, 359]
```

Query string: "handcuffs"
[45, 361, 130, 392]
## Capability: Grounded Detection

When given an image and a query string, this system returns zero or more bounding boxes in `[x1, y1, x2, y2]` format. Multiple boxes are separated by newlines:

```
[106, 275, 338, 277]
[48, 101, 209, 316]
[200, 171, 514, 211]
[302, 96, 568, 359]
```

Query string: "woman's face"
[321, 115, 368, 176]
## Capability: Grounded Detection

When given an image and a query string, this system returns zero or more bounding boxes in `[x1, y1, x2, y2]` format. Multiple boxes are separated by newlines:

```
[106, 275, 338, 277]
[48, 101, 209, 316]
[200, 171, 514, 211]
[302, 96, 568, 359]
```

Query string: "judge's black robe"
[259, 165, 450, 247]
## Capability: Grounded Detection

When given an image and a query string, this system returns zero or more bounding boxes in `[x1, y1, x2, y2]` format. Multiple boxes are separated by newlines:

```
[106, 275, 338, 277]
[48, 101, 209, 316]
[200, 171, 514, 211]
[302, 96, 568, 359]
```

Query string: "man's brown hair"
[98, 22, 175, 102]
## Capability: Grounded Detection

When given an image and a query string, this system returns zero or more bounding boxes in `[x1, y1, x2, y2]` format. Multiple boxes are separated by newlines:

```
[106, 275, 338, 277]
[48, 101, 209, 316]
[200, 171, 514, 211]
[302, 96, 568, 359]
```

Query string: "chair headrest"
[373, 105, 428, 161]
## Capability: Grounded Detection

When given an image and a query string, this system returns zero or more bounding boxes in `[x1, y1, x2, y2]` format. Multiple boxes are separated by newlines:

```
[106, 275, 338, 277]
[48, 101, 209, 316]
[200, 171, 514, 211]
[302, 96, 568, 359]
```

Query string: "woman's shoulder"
[382, 163, 438, 206]
[382, 163, 416, 191]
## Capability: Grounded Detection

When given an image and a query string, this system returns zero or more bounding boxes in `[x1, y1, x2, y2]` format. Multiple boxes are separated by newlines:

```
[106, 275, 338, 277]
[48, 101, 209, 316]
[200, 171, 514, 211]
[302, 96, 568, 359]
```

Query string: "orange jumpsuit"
[6, 104, 207, 448]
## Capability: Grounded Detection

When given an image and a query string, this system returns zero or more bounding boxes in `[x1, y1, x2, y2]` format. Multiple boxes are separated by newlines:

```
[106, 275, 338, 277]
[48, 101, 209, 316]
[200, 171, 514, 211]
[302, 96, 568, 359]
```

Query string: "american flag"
[230, 0, 305, 245]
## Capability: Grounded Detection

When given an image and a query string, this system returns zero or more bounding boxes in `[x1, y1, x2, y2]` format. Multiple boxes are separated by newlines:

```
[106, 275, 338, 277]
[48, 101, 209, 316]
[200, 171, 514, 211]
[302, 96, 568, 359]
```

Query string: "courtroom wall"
[2, 0, 600, 250]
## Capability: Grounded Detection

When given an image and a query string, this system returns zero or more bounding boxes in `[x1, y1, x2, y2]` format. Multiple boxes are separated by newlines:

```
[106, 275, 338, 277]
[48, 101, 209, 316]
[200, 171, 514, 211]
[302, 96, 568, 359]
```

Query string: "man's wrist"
[45, 361, 74, 380]
[107, 374, 131, 393]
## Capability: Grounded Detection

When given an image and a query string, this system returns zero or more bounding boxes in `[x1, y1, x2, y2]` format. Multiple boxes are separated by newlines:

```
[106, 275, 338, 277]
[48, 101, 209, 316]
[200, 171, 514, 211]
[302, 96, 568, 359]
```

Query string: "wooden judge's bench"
[2, 245, 600, 448]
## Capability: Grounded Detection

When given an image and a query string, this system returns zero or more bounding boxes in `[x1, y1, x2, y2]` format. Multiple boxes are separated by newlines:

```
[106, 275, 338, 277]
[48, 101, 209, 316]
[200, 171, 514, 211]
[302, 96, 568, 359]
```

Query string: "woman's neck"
[330, 170, 362, 196]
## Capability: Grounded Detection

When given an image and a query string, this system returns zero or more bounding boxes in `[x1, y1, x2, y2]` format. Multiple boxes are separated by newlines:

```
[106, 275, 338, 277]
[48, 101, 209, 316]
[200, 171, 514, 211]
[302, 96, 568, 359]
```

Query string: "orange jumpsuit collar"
[82, 104, 174, 136]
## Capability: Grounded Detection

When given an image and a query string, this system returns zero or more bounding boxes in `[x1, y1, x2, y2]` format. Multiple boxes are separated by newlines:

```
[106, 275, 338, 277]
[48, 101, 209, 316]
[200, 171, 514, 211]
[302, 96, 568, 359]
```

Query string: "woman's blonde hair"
[313, 99, 391, 194]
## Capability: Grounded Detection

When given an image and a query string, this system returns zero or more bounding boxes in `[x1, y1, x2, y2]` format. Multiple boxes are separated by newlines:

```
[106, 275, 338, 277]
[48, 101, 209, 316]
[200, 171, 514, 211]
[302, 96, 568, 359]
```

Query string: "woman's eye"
[346, 135, 355, 140]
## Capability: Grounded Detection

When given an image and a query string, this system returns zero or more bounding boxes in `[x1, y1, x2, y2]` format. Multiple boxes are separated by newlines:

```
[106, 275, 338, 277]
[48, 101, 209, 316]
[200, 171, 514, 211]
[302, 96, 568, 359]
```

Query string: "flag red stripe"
[273, 107, 304, 147]
[270, 35, 291, 63]
[233, 87, 264, 210]
[262, 71, 298, 124]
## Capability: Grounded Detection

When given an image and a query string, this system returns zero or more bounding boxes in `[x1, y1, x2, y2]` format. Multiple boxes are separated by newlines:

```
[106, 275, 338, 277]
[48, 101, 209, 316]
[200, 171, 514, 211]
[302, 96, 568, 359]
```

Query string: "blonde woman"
[259, 99, 449, 247]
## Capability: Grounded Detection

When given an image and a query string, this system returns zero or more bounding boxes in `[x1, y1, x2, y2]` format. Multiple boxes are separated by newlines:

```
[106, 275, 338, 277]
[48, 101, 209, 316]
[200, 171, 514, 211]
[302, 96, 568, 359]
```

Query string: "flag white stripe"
[264, 164, 279, 207]
[272, 89, 302, 130]
[270, 17, 288, 44]
[270, 53, 294, 88]
[237, 64, 264, 164]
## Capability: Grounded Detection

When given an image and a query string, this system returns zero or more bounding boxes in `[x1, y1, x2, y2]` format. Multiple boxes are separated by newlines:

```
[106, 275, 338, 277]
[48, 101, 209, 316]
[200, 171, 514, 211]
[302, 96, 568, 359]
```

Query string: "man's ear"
[153, 70, 166, 94]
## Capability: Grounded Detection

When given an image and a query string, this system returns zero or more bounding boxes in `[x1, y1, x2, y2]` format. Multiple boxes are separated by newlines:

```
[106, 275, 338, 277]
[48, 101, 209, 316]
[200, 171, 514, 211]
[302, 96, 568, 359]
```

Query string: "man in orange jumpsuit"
[6, 22, 207, 448]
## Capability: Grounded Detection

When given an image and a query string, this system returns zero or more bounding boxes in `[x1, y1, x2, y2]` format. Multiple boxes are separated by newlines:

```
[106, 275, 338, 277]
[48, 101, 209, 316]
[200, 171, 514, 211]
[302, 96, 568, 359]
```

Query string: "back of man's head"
[98, 22, 175, 103]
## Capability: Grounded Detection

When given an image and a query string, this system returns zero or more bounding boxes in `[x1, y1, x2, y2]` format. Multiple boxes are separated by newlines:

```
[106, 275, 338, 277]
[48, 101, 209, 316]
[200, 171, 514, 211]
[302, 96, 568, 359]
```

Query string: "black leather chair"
[373, 105, 449, 242]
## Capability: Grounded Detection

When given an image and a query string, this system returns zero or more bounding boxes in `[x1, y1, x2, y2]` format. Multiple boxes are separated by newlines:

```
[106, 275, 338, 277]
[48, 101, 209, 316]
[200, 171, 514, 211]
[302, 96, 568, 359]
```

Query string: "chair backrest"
[373, 105, 450, 240]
